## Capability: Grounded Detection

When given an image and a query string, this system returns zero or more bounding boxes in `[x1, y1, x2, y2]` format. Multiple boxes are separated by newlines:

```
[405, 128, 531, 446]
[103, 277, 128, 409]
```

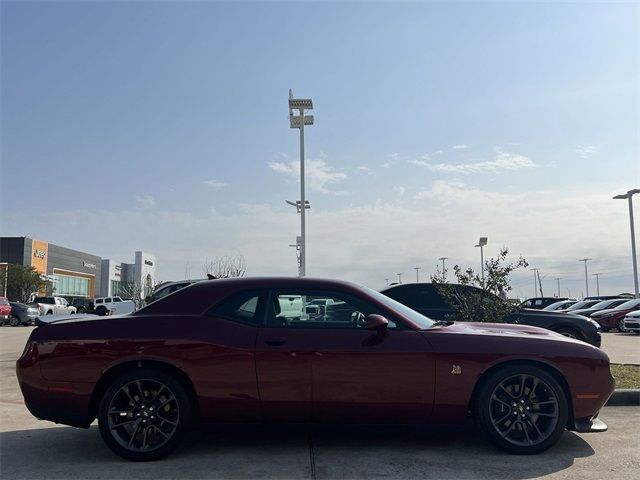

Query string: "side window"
[95, 299, 103, 304]
[113, 297, 121, 303]
[266, 290, 400, 329]
[208, 290, 264, 326]
[105, 298, 112, 303]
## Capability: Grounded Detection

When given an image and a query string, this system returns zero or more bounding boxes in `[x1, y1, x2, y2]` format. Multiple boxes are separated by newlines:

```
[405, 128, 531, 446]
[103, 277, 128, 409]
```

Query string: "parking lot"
[1, 327, 639, 479]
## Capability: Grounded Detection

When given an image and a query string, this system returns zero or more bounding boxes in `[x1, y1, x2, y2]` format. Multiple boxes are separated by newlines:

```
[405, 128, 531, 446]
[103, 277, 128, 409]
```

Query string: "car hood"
[516, 308, 590, 322]
[591, 308, 626, 318]
[436, 321, 573, 341]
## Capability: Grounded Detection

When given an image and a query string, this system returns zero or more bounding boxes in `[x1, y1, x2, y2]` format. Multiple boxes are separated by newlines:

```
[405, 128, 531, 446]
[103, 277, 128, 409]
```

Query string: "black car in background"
[519, 297, 570, 309]
[569, 298, 628, 317]
[558, 299, 602, 313]
[542, 299, 578, 311]
[381, 283, 601, 347]
[69, 298, 94, 314]
[7, 302, 39, 326]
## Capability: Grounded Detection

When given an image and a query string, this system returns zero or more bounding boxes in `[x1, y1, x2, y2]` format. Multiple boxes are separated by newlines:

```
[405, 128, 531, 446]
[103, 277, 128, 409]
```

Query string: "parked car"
[0, 297, 11, 322]
[569, 299, 628, 318]
[17, 277, 613, 460]
[93, 297, 136, 316]
[542, 300, 578, 311]
[148, 280, 204, 303]
[519, 297, 569, 310]
[557, 300, 602, 313]
[31, 296, 76, 316]
[7, 302, 40, 326]
[623, 310, 640, 334]
[69, 298, 94, 314]
[381, 283, 601, 346]
[591, 299, 640, 332]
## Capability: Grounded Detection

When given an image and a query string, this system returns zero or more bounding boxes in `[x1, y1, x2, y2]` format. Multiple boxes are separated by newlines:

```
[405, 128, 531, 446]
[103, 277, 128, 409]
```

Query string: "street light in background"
[413, 267, 421, 282]
[385, 278, 389, 287]
[397, 273, 403, 284]
[592, 273, 602, 296]
[438, 257, 448, 280]
[613, 189, 640, 298]
[555, 277, 561, 298]
[475, 237, 488, 282]
[288, 90, 314, 277]
[532, 268, 541, 297]
[578, 258, 592, 298]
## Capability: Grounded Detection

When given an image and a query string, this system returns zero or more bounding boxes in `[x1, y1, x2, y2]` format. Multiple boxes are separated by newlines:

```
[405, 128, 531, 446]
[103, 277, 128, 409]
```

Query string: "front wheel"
[98, 369, 192, 461]
[475, 365, 568, 454]
[9, 316, 20, 327]
[617, 319, 627, 332]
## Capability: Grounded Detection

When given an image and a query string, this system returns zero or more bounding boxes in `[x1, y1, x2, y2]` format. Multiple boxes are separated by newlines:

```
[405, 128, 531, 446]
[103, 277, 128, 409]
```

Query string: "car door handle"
[265, 340, 286, 347]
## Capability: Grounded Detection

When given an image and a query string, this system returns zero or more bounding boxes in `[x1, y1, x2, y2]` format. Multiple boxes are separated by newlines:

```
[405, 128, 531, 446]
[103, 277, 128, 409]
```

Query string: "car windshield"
[591, 300, 618, 309]
[614, 299, 640, 310]
[363, 286, 435, 329]
[566, 300, 599, 310]
[0, 298, 9, 305]
[543, 300, 574, 311]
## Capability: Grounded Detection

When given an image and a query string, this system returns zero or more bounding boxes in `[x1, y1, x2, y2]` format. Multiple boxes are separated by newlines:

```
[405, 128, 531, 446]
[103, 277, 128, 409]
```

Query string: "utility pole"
[593, 273, 602, 296]
[413, 267, 421, 283]
[385, 278, 389, 287]
[438, 257, 448, 280]
[579, 258, 592, 297]
[613, 189, 640, 298]
[555, 278, 561, 298]
[397, 273, 403, 284]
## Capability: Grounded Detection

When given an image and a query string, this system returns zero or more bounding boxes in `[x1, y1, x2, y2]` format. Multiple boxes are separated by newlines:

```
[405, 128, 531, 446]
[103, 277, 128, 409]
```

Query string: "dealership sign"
[83, 261, 97, 269]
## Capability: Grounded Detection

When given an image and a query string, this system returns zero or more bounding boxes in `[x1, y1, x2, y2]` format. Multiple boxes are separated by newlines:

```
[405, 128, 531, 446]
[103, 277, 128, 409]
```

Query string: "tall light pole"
[613, 189, 640, 298]
[438, 257, 448, 280]
[532, 268, 540, 297]
[413, 267, 421, 283]
[288, 90, 314, 277]
[397, 273, 403, 284]
[385, 278, 389, 287]
[555, 277, 561, 298]
[579, 258, 592, 298]
[475, 237, 488, 283]
[593, 273, 602, 296]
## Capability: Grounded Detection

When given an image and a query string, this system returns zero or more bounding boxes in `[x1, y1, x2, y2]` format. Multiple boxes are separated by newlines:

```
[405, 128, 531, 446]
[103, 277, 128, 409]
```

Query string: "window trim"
[206, 289, 267, 327]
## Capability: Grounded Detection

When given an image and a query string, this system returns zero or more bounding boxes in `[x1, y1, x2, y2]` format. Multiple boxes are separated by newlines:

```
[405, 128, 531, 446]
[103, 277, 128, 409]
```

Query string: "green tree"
[5, 264, 51, 303]
[431, 248, 528, 323]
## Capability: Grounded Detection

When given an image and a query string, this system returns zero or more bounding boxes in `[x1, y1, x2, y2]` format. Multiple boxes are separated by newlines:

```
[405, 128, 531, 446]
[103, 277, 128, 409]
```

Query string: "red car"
[17, 278, 614, 461]
[591, 299, 640, 331]
[0, 297, 12, 321]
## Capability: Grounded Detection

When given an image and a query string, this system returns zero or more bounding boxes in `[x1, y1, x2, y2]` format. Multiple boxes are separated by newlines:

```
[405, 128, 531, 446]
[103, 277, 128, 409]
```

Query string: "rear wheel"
[475, 365, 568, 454]
[98, 369, 191, 461]
[9, 316, 20, 327]
[95, 306, 108, 316]
[617, 319, 627, 332]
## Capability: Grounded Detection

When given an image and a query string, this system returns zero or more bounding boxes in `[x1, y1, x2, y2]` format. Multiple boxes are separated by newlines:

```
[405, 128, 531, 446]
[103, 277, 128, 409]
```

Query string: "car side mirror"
[365, 314, 389, 331]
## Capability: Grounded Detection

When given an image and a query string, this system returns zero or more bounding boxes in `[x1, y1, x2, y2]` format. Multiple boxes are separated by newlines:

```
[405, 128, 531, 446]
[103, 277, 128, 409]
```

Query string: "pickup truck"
[32, 296, 77, 315]
[93, 296, 136, 316]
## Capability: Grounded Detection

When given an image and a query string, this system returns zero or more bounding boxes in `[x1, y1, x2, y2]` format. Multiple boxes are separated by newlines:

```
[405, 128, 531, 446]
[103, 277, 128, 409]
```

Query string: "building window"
[111, 280, 122, 296]
[52, 274, 90, 297]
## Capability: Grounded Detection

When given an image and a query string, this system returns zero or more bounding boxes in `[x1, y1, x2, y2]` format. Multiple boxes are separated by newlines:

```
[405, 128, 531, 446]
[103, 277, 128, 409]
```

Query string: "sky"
[1, 0, 639, 299]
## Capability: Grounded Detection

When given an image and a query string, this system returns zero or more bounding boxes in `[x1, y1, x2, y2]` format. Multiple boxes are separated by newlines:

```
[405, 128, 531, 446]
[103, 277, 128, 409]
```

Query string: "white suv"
[93, 297, 136, 316]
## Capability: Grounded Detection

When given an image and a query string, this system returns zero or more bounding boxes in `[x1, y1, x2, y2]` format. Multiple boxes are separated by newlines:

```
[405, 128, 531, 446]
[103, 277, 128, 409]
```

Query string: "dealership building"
[0, 237, 155, 299]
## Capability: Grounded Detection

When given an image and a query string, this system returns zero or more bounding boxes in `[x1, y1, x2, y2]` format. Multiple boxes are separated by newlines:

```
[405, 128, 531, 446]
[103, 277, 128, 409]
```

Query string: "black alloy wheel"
[98, 369, 191, 461]
[9, 316, 20, 327]
[476, 365, 568, 454]
[95, 306, 108, 316]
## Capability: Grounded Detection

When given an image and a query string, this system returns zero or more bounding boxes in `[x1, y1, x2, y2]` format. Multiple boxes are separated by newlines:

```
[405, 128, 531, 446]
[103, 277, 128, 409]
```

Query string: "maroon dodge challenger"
[17, 277, 614, 461]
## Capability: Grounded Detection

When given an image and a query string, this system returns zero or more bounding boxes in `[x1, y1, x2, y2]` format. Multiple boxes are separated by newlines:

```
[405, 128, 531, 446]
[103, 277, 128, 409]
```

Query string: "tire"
[98, 369, 192, 461]
[9, 316, 20, 327]
[96, 306, 108, 316]
[77, 307, 86, 314]
[475, 364, 568, 454]
[553, 327, 583, 341]
[617, 319, 626, 332]
[46, 310, 53, 315]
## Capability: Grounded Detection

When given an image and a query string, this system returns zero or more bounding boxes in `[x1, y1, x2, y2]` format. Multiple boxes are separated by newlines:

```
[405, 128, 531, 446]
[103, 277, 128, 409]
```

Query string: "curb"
[606, 389, 640, 406]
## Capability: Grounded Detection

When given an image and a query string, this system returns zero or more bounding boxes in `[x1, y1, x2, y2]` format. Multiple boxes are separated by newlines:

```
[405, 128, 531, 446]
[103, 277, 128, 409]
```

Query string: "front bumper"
[624, 319, 639, 332]
[572, 416, 608, 433]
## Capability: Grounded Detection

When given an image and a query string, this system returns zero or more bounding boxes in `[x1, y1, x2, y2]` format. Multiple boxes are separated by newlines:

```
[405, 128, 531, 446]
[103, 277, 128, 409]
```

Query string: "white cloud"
[392, 186, 406, 196]
[268, 156, 347, 194]
[452, 144, 469, 150]
[135, 195, 155, 209]
[382, 153, 399, 168]
[575, 145, 598, 159]
[411, 147, 537, 174]
[357, 166, 371, 173]
[204, 180, 229, 190]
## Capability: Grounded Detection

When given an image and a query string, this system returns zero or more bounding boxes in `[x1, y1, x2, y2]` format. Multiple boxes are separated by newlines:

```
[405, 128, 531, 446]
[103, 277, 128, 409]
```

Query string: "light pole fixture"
[555, 277, 561, 298]
[475, 237, 488, 283]
[438, 257, 448, 280]
[613, 189, 640, 298]
[532, 268, 541, 297]
[288, 89, 314, 277]
[579, 258, 592, 298]
[397, 273, 403, 284]
[592, 273, 602, 296]
[413, 267, 421, 283]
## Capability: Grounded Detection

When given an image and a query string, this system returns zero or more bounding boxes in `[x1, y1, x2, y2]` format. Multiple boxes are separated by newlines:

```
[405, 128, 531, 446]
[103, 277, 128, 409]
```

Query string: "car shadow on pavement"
[0, 423, 595, 480]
